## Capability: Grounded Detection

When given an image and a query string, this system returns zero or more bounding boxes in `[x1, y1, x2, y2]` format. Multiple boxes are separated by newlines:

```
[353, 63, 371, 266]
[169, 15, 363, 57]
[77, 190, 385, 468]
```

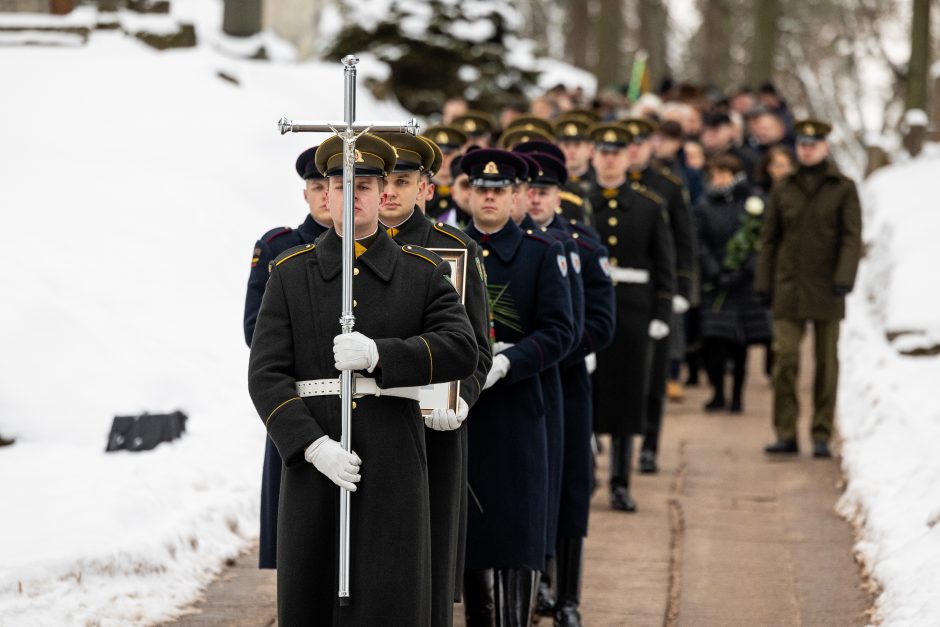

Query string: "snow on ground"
[0, 5, 409, 624]
[837, 150, 940, 626]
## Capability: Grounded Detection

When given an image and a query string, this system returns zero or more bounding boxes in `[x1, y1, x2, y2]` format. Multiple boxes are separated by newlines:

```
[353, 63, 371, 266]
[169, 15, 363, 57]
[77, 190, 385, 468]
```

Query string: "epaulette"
[433, 221, 471, 247]
[523, 228, 552, 246]
[402, 244, 443, 266]
[273, 243, 316, 268]
[658, 167, 684, 187]
[263, 226, 293, 244]
[559, 190, 584, 207]
[633, 184, 665, 206]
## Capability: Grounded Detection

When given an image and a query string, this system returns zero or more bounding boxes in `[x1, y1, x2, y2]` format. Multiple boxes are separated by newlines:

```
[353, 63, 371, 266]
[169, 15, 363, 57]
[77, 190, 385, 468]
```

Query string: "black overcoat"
[464, 220, 575, 571]
[383, 208, 493, 622]
[243, 214, 328, 570]
[695, 183, 773, 345]
[248, 228, 477, 626]
[590, 182, 675, 436]
[551, 217, 615, 539]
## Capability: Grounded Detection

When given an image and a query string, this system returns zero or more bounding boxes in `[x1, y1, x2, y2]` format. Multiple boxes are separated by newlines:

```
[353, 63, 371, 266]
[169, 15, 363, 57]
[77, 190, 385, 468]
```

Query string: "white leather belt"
[295, 376, 422, 402]
[610, 267, 650, 285]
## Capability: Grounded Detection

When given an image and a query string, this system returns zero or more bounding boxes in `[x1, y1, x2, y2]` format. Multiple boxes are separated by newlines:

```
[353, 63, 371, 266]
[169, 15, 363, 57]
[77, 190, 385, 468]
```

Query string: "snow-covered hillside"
[837, 149, 940, 627]
[0, 8, 410, 624]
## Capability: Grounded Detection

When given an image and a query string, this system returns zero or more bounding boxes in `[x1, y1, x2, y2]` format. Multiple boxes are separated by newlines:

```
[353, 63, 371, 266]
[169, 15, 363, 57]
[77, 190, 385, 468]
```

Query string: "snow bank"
[0, 10, 409, 624]
[837, 153, 940, 626]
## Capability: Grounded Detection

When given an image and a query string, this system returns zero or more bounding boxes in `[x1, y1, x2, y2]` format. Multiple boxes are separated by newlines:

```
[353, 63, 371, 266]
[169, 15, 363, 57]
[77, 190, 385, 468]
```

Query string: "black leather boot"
[609, 436, 637, 512]
[494, 568, 538, 626]
[464, 568, 496, 627]
[764, 439, 799, 455]
[535, 559, 555, 616]
[553, 537, 583, 627]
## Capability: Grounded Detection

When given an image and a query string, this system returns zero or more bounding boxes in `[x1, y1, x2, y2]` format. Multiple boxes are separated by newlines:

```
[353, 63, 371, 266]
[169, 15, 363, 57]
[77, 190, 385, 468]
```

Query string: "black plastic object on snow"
[105, 411, 187, 452]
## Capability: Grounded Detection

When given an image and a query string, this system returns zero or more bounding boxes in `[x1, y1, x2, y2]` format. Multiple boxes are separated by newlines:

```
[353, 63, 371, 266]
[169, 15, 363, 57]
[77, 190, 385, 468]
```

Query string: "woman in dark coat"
[695, 154, 772, 413]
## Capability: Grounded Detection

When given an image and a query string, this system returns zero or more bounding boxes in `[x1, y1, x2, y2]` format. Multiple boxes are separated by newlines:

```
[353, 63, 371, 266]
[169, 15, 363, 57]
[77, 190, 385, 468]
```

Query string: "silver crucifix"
[278, 55, 418, 604]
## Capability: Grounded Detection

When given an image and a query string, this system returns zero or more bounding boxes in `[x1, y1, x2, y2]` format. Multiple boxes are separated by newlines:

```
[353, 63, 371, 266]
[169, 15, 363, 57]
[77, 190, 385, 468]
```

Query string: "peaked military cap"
[560, 108, 600, 123]
[525, 151, 568, 187]
[513, 140, 566, 165]
[315, 133, 397, 177]
[499, 126, 553, 150]
[418, 135, 444, 176]
[553, 117, 592, 141]
[461, 148, 528, 188]
[618, 117, 657, 141]
[423, 124, 467, 150]
[513, 152, 541, 184]
[377, 132, 436, 173]
[295, 146, 325, 180]
[589, 123, 633, 149]
[453, 110, 498, 137]
[794, 119, 832, 142]
[506, 115, 554, 137]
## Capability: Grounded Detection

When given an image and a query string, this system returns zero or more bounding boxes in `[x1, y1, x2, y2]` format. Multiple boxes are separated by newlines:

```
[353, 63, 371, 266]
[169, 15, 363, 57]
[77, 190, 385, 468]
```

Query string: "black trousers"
[703, 338, 747, 404]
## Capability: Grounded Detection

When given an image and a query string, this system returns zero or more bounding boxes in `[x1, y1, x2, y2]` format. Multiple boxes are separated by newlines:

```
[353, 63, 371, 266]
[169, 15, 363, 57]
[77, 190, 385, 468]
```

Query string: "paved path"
[163, 345, 872, 626]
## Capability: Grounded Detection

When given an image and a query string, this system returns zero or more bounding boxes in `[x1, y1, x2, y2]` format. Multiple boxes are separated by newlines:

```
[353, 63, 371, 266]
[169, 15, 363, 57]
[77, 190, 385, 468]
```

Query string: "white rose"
[745, 196, 765, 216]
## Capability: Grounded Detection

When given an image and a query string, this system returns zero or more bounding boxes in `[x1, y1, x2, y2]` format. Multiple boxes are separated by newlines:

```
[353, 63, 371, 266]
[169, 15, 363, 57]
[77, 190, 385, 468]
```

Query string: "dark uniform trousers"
[383, 208, 493, 627]
[243, 215, 328, 570]
[772, 318, 841, 443]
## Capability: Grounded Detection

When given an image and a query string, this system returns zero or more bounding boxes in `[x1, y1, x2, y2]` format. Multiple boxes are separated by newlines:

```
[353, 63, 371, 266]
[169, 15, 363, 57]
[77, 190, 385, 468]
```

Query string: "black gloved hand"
[832, 285, 851, 298]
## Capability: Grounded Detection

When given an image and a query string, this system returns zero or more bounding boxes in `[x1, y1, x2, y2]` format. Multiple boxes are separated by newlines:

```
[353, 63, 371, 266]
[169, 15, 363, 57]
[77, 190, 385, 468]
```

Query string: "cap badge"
[483, 161, 500, 175]
[564, 123, 577, 135]
[354, 150, 364, 163]
[603, 129, 618, 143]
[628, 123, 640, 135]
[804, 125, 816, 137]
[464, 119, 478, 133]
[435, 131, 449, 144]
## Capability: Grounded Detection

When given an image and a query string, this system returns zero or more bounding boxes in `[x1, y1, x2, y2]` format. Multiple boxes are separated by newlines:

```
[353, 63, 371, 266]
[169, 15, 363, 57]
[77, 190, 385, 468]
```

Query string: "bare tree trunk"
[223, 0, 262, 37]
[906, 0, 931, 112]
[699, 0, 732, 91]
[746, 0, 779, 87]
[638, 0, 670, 91]
[566, 0, 591, 70]
[595, 0, 626, 87]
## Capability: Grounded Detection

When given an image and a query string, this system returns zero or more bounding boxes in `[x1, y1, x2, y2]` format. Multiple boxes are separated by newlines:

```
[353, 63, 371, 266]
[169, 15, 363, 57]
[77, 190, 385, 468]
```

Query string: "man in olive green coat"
[754, 120, 862, 458]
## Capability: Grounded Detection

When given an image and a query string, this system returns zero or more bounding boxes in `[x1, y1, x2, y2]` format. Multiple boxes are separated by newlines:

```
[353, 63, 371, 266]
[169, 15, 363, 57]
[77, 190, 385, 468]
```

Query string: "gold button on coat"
[608, 199, 618, 208]
[608, 216, 618, 226]
[608, 235, 618, 246]
[352, 401, 357, 409]
[353, 267, 360, 276]
[482, 249, 490, 257]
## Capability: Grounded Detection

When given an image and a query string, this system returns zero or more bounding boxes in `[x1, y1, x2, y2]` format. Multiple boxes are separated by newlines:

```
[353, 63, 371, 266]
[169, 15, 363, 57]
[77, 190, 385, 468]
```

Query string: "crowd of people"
[243, 78, 862, 627]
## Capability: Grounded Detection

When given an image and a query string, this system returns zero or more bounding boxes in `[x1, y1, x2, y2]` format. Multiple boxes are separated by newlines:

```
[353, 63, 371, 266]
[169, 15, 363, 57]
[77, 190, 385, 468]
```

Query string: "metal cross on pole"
[278, 55, 418, 604]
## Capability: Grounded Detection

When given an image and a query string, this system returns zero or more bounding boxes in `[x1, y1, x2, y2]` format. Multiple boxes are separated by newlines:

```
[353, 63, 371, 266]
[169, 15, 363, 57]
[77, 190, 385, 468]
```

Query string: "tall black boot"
[730, 344, 747, 413]
[535, 558, 555, 616]
[609, 436, 637, 512]
[463, 568, 496, 627]
[494, 568, 538, 626]
[553, 537, 584, 627]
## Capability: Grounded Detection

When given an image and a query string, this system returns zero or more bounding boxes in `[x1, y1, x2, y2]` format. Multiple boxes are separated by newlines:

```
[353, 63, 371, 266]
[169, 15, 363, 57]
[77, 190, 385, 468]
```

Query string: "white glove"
[673, 295, 690, 314]
[491, 341, 514, 354]
[585, 353, 597, 374]
[649, 319, 670, 340]
[304, 435, 361, 491]
[483, 354, 511, 390]
[426, 397, 469, 431]
[333, 332, 379, 372]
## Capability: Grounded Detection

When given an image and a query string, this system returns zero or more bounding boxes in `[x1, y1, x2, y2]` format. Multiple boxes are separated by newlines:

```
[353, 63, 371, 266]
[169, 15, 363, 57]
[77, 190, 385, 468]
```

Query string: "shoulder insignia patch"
[264, 227, 293, 244]
[557, 254, 568, 277]
[524, 229, 552, 246]
[569, 251, 581, 274]
[403, 244, 444, 266]
[274, 243, 315, 267]
[658, 167, 683, 186]
[599, 256, 612, 277]
[251, 246, 262, 268]
[433, 221, 471, 247]
[475, 254, 487, 283]
[558, 190, 584, 207]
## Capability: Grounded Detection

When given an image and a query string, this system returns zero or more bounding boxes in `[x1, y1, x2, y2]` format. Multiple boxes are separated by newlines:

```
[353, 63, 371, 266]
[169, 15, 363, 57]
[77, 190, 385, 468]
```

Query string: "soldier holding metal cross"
[248, 128, 478, 623]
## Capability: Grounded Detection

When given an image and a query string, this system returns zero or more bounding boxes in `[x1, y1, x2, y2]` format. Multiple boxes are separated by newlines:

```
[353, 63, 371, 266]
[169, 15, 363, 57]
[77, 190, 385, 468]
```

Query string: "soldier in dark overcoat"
[248, 134, 478, 626]
[376, 132, 492, 627]
[755, 120, 862, 458]
[620, 117, 697, 473]
[461, 149, 575, 627]
[243, 146, 332, 569]
[588, 124, 675, 512]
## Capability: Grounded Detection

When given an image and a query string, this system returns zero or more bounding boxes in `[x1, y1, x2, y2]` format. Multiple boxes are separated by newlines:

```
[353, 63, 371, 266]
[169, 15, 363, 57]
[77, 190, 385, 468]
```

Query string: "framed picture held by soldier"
[417, 247, 468, 417]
